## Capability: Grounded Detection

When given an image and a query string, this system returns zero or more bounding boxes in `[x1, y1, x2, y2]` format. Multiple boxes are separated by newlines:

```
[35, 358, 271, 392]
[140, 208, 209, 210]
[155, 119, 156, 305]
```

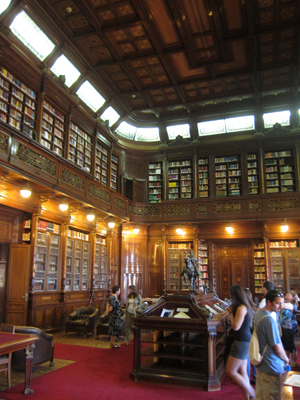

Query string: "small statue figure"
[180, 250, 200, 290]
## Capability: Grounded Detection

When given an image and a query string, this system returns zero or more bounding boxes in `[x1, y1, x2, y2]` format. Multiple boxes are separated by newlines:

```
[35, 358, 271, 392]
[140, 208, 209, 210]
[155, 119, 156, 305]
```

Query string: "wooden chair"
[0, 323, 15, 387]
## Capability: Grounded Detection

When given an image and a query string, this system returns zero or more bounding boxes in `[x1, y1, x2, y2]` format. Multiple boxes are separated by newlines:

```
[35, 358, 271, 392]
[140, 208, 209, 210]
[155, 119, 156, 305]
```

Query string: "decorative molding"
[197, 203, 207, 214]
[268, 198, 300, 210]
[62, 168, 84, 191]
[16, 143, 57, 176]
[215, 202, 241, 213]
[249, 201, 261, 212]
[89, 183, 110, 203]
[129, 204, 158, 216]
[113, 195, 126, 211]
[0, 132, 8, 153]
[164, 204, 190, 215]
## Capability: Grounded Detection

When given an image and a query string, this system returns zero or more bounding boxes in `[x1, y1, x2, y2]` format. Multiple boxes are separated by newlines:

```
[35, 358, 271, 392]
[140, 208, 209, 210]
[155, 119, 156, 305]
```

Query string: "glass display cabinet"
[131, 291, 230, 391]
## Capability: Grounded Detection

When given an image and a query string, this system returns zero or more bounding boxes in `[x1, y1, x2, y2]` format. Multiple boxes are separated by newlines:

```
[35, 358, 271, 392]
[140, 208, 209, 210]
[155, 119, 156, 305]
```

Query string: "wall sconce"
[225, 223, 234, 234]
[20, 182, 32, 198]
[107, 216, 115, 229]
[59, 198, 69, 211]
[133, 227, 139, 234]
[176, 228, 183, 235]
[281, 219, 289, 233]
[87, 209, 95, 222]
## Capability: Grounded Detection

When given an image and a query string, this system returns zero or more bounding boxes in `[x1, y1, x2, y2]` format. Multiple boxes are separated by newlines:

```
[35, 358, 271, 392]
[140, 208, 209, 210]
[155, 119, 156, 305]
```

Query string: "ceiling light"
[87, 209, 95, 221]
[176, 228, 183, 235]
[281, 219, 289, 233]
[225, 224, 234, 234]
[102, 229, 107, 235]
[133, 227, 139, 234]
[107, 216, 115, 229]
[20, 183, 32, 198]
[59, 199, 69, 211]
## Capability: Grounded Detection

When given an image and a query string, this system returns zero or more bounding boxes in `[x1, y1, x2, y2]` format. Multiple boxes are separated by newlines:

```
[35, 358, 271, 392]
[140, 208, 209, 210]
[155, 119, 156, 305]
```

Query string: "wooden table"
[0, 332, 38, 394]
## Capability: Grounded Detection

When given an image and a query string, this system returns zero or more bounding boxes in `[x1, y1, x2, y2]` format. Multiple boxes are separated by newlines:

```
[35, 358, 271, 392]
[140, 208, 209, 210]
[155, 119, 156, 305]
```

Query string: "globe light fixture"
[225, 223, 234, 234]
[107, 216, 115, 229]
[281, 219, 289, 233]
[59, 199, 69, 211]
[176, 228, 183, 235]
[133, 227, 139, 234]
[87, 209, 95, 221]
[20, 182, 32, 198]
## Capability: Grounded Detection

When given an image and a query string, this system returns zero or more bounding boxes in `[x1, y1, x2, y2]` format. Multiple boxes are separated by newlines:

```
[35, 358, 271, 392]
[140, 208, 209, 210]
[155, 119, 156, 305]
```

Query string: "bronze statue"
[181, 250, 200, 290]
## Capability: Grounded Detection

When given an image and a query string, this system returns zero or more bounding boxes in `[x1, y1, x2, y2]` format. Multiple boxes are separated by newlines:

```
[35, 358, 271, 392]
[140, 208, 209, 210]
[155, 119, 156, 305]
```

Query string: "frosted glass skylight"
[0, 0, 11, 14]
[198, 119, 226, 136]
[135, 127, 159, 142]
[263, 110, 290, 128]
[100, 106, 120, 126]
[167, 124, 190, 140]
[225, 115, 255, 132]
[50, 55, 80, 87]
[76, 81, 105, 112]
[10, 11, 55, 61]
[116, 122, 137, 139]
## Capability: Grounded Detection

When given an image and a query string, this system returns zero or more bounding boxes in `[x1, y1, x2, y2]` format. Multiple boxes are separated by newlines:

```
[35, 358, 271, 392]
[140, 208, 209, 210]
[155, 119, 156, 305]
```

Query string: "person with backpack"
[254, 290, 289, 400]
[225, 285, 256, 400]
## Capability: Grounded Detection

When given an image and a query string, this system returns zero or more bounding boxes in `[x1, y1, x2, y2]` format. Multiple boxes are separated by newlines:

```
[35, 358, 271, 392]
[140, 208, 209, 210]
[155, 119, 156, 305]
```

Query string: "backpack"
[249, 314, 270, 366]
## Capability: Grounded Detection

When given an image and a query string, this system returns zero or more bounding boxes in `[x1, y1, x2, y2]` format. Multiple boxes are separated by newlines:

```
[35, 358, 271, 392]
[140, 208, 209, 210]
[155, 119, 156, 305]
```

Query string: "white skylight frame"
[225, 115, 255, 132]
[116, 122, 137, 139]
[10, 11, 55, 61]
[263, 110, 290, 128]
[50, 55, 81, 88]
[100, 106, 120, 127]
[198, 119, 226, 136]
[166, 124, 190, 140]
[0, 0, 11, 15]
[135, 127, 160, 142]
[76, 81, 106, 112]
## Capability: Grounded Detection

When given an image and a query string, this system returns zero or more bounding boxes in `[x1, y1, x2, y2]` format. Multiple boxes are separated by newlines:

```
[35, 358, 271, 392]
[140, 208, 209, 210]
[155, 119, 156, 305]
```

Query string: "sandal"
[110, 343, 120, 348]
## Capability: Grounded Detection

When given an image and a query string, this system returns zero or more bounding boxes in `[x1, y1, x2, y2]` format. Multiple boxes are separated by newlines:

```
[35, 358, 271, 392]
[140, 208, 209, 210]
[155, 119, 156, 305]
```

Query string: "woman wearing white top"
[125, 285, 142, 345]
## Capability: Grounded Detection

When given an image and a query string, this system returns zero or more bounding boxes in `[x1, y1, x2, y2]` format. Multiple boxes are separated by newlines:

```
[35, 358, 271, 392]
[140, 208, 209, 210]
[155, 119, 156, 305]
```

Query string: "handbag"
[249, 315, 270, 366]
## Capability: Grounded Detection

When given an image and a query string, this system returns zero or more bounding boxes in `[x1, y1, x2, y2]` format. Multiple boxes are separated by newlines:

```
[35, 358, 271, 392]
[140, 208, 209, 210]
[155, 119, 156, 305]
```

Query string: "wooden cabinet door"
[5, 244, 31, 325]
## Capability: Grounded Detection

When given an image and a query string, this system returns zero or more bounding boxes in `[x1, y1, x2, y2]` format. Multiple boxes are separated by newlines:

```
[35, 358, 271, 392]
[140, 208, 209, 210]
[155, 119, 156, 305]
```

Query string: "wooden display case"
[33, 220, 60, 292]
[198, 158, 209, 198]
[131, 291, 230, 391]
[264, 150, 295, 193]
[168, 159, 192, 200]
[0, 66, 36, 137]
[215, 155, 241, 197]
[94, 236, 107, 290]
[148, 162, 163, 203]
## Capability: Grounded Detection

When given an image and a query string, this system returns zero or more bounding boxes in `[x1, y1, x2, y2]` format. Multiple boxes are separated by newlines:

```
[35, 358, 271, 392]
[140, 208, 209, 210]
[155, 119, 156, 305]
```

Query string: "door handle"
[22, 293, 29, 302]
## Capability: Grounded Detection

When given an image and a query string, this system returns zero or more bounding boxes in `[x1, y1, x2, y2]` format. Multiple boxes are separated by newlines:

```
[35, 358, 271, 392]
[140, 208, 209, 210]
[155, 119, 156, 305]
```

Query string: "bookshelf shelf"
[69, 122, 92, 171]
[42, 100, 65, 156]
[149, 162, 163, 203]
[264, 150, 295, 194]
[215, 155, 241, 197]
[111, 154, 119, 191]
[168, 160, 192, 200]
[198, 158, 209, 198]
[253, 242, 266, 295]
[247, 153, 259, 195]
[95, 141, 108, 186]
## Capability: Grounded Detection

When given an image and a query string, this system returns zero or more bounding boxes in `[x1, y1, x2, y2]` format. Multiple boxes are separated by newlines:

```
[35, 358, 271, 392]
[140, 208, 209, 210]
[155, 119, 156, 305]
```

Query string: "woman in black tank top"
[226, 285, 255, 400]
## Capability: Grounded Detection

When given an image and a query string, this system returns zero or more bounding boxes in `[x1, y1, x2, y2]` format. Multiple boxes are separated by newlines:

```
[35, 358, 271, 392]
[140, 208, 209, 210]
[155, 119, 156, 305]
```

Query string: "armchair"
[11, 326, 54, 370]
[65, 307, 98, 336]
[96, 309, 126, 339]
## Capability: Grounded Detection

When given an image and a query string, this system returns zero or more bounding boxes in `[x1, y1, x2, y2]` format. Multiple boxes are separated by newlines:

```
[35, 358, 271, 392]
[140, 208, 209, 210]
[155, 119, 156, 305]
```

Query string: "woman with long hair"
[107, 285, 122, 348]
[125, 285, 142, 345]
[226, 285, 256, 400]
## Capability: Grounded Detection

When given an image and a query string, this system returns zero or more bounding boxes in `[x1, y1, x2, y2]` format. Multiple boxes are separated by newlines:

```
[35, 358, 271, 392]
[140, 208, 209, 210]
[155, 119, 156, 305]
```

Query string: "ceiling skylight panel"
[225, 115, 255, 132]
[115, 122, 137, 139]
[100, 106, 120, 126]
[135, 127, 160, 142]
[50, 55, 81, 87]
[263, 110, 290, 128]
[167, 124, 190, 140]
[0, 0, 11, 15]
[76, 81, 105, 112]
[10, 11, 55, 61]
[197, 120, 226, 136]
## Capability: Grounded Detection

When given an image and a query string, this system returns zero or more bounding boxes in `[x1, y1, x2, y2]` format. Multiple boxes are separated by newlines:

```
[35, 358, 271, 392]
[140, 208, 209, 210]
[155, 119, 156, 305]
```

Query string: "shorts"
[229, 340, 249, 360]
[256, 369, 281, 400]
[281, 328, 296, 353]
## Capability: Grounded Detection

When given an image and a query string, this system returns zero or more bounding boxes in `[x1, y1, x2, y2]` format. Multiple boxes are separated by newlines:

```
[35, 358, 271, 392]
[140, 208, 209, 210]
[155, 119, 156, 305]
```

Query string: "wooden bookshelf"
[198, 241, 209, 287]
[198, 158, 209, 198]
[95, 140, 108, 185]
[253, 242, 266, 295]
[94, 235, 107, 290]
[0, 66, 36, 138]
[247, 153, 259, 195]
[167, 243, 192, 290]
[215, 155, 241, 197]
[264, 150, 295, 194]
[69, 122, 92, 171]
[111, 154, 119, 191]
[41, 100, 66, 156]
[148, 162, 163, 203]
[168, 159, 192, 200]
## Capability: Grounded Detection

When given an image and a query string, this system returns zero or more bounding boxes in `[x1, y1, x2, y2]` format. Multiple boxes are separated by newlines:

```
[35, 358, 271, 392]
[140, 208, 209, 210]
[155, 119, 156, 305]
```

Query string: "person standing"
[107, 285, 122, 348]
[259, 281, 275, 309]
[226, 285, 256, 400]
[125, 284, 142, 345]
[279, 292, 298, 366]
[255, 290, 290, 400]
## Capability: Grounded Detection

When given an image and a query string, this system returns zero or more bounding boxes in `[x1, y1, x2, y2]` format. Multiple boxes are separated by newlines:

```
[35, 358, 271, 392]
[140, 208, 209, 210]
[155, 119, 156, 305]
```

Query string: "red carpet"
[1, 343, 300, 400]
